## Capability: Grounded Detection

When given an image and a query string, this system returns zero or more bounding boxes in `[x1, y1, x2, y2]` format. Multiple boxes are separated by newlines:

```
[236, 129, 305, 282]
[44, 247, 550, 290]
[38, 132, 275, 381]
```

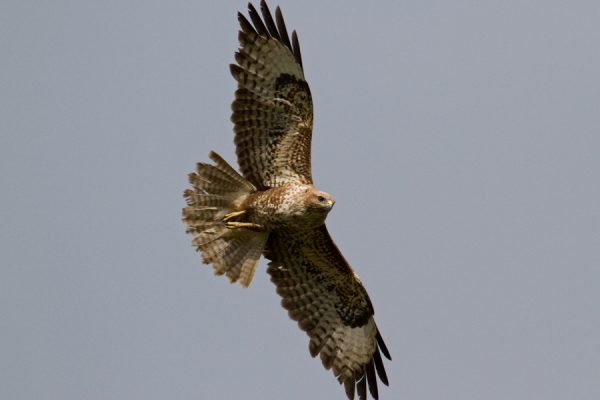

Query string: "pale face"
[305, 188, 336, 213]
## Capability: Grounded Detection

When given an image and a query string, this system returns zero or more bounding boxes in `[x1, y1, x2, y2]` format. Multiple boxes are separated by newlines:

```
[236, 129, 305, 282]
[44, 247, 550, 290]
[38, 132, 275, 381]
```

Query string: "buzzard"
[182, 2, 391, 398]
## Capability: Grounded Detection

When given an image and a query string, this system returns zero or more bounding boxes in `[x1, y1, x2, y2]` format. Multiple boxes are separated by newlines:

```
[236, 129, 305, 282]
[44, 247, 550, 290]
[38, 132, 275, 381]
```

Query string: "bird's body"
[182, 2, 391, 399]
[236, 183, 335, 231]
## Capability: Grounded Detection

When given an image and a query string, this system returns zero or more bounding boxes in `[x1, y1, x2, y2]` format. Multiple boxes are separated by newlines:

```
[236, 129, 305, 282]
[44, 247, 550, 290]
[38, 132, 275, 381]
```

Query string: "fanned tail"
[183, 151, 267, 287]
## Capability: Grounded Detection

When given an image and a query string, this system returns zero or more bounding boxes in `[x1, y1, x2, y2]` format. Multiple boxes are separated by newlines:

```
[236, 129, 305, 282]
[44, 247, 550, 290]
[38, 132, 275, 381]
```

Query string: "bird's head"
[304, 187, 335, 214]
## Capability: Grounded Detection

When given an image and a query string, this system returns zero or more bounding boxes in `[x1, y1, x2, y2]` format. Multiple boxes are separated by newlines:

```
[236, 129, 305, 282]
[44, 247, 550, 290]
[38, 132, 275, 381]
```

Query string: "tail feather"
[190, 164, 245, 195]
[238, 239, 264, 285]
[183, 151, 267, 287]
[208, 151, 255, 190]
[183, 192, 229, 208]
[208, 232, 267, 286]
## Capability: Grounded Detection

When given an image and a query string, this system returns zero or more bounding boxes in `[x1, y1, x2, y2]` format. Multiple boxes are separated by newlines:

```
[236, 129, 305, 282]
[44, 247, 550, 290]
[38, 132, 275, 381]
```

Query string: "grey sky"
[2, 1, 599, 399]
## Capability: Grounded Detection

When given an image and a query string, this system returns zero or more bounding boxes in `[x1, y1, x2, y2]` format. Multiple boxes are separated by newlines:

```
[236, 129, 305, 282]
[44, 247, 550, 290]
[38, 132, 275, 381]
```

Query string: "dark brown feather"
[291, 30, 303, 69]
[366, 361, 378, 399]
[237, 12, 255, 35]
[247, 2, 269, 36]
[260, 0, 280, 40]
[376, 331, 392, 360]
[357, 374, 367, 400]
[373, 347, 389, 386]
[275, 6, 293, 51]
[344, 379, 356, 400]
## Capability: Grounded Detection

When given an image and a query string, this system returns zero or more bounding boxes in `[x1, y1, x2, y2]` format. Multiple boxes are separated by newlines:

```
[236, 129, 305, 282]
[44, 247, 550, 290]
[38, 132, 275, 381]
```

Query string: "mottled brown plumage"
[182, 2, 390, 399]
[231, 1, 313, 189]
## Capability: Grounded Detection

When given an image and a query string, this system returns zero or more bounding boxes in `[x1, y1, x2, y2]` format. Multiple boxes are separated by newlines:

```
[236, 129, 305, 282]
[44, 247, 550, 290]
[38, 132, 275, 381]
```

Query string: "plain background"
[2, 1, 599, 399]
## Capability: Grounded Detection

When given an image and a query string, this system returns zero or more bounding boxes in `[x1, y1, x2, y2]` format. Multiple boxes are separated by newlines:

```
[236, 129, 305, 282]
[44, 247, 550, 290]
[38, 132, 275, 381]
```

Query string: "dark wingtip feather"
[275, 6, 292, 51]
[237, 11, 255, 34]
[357, 374, 367, 400]
[291, 30, 303, 70]
[373, 347, 389, 386]
[260, 0, 280, 40]
[366, 362, 379, 399]
[376, 331, 391, 360]
[241, 2, 304, 71]
[247, 2, 269, 36]
[344, 379, 355, 400]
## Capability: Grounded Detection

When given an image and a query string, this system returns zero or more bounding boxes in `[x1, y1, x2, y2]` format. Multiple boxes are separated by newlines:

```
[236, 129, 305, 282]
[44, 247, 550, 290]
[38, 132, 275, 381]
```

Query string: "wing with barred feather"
[230, 0, 313, 190]
[266, 225, 391, 400]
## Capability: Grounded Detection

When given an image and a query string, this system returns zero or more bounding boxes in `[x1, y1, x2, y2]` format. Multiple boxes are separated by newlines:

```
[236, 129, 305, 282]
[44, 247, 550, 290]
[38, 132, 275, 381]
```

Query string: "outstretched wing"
[231, 0, 313, 190]
[266, 225, 391, 400]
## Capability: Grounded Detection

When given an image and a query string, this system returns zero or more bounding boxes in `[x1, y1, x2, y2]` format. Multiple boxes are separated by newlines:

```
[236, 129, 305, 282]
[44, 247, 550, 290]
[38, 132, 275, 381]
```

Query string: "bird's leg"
[222, 210, 264, 231]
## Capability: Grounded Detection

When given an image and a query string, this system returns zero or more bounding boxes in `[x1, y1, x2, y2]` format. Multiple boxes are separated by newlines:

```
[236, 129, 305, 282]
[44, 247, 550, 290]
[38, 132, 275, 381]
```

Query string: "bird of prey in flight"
[183, 2, 391, 398]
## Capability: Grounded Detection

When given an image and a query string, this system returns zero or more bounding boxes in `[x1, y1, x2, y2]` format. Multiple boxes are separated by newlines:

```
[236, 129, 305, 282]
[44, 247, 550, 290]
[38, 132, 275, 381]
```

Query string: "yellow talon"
[223, 210, 247, 221]
[225, 221, 263, 231]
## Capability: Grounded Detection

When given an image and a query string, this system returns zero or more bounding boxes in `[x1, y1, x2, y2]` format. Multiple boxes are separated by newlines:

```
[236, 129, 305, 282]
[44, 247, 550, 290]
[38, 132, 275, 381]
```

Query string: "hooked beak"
[327, 196, 336, 210]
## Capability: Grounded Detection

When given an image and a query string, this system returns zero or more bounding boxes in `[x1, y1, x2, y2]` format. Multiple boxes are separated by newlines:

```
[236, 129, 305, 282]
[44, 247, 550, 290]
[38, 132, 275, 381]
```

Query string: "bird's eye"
[317, 196, 326, 202]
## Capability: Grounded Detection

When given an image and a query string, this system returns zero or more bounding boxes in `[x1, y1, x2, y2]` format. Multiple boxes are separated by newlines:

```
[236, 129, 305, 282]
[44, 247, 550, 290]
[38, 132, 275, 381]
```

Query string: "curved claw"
[225, 221, 264, 231]
[223, 210, 247, 221]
